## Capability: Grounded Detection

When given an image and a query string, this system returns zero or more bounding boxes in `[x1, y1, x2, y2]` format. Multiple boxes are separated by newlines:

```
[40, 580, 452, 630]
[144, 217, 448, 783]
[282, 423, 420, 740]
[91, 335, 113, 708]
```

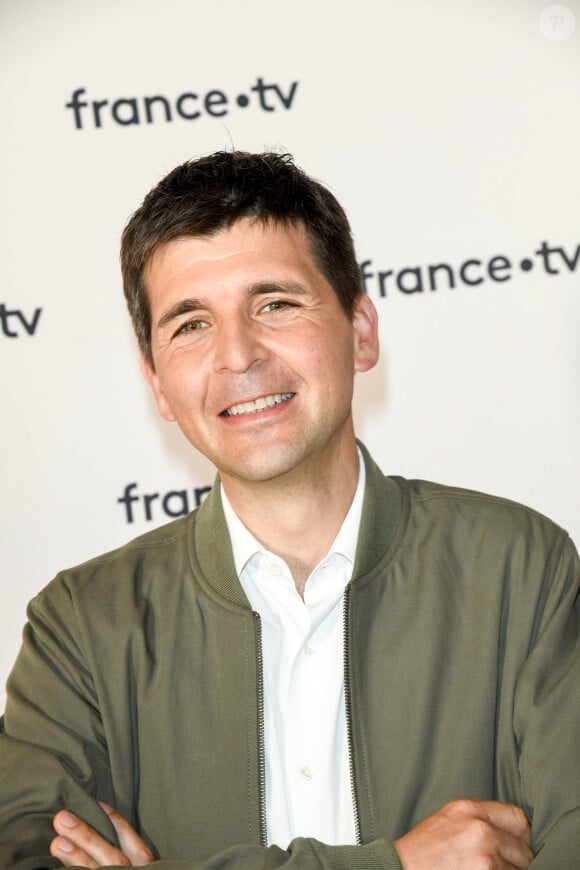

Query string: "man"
[0, 151, 578, 869]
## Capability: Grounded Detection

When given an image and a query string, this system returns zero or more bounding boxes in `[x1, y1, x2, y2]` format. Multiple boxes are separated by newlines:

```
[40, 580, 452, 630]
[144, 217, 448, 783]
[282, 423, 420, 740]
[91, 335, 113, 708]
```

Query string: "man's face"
[141, 219, 378, 487]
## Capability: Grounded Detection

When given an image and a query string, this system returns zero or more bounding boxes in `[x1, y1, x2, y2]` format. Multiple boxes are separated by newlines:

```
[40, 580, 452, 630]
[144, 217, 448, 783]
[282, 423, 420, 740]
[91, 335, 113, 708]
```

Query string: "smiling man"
[0, 152, 579, 869]
[140, 219, 378, 594]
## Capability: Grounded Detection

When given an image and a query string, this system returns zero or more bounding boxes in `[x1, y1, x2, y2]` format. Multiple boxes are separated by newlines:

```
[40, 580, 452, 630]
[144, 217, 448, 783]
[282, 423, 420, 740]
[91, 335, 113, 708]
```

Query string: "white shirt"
[221, 455, 365, 848]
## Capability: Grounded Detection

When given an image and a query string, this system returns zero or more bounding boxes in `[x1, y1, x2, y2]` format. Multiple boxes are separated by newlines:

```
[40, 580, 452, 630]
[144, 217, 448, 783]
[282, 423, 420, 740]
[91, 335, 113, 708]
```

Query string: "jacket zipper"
[255, 597, 361, 847]
[254, 612, 268, 847]
[343, 585, 362, 845]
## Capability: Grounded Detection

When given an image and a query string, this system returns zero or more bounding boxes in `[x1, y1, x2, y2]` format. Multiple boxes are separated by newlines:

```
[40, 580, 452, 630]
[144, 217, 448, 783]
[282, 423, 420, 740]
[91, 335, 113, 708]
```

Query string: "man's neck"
[220, 439, 361, 598]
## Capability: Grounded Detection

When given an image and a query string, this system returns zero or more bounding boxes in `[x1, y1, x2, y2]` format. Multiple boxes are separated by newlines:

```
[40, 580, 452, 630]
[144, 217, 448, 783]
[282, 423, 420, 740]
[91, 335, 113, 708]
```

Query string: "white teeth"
[224, 393, 294, 417]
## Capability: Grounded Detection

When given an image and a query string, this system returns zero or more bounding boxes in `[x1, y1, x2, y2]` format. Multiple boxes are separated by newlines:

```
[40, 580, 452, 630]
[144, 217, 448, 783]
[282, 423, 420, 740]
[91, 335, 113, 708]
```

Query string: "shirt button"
[303, 643, 314, 657]
[269, 563, 283, 576]
[300, 764, 315, 780]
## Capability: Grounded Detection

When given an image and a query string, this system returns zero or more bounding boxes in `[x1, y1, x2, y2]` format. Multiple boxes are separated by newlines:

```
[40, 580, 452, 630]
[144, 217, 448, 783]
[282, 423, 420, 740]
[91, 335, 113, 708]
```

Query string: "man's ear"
[352, 294, 380, 373]
[139, 354, 176, 422]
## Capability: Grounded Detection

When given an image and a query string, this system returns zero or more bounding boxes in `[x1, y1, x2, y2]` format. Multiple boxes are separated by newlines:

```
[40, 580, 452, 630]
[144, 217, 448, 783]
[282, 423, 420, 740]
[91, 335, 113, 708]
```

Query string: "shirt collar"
[221, 447, 366, 578]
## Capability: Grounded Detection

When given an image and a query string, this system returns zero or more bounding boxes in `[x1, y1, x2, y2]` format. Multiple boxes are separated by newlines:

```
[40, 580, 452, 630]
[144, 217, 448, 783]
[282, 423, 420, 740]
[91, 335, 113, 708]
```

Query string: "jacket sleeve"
[0, 733, 402, 869]
[514, 533, 580, 866]
[0, 587, 402, 870]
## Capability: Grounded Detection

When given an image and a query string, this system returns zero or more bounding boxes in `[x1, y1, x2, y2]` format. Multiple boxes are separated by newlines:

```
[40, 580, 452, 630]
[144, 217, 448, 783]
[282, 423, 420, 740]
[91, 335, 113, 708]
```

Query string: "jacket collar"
[192, 442, 406, 608]
[352, 441, 406, 585]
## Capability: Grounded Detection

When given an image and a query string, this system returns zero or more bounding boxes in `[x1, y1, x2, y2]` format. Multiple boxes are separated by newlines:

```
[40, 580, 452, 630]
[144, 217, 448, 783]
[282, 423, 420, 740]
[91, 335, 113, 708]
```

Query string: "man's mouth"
[220, 393, 295, 417]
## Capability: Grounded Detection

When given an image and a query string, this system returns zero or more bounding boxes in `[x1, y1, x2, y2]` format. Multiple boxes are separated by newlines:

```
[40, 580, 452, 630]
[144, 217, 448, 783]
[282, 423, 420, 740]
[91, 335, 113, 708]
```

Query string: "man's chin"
[216, 447, 311, 487]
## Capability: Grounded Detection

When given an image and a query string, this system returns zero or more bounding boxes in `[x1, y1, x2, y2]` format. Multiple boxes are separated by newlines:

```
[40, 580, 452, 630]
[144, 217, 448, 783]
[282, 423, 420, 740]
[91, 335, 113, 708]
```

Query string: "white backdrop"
[1, 0, 579, 708]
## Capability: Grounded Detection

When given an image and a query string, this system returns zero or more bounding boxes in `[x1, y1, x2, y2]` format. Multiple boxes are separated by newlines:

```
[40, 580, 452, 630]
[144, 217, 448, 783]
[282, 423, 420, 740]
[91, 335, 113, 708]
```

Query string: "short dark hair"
[121, 151, 363, 366]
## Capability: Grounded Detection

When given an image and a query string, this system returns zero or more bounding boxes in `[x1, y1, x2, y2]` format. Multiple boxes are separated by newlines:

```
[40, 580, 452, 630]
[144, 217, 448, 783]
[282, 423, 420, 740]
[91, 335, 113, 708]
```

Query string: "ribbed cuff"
[316, 839, 403, 870]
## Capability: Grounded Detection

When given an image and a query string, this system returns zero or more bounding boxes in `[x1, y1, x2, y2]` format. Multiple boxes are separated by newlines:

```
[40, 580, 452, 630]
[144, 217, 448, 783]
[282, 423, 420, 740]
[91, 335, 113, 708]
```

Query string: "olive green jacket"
[1, 445, 579, 868]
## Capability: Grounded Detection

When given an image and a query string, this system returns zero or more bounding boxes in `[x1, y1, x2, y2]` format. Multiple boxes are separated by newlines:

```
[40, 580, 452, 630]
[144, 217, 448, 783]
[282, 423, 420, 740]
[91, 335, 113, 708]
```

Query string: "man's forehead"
[143, 219, 321, 297]
[147, 217, 311, 266]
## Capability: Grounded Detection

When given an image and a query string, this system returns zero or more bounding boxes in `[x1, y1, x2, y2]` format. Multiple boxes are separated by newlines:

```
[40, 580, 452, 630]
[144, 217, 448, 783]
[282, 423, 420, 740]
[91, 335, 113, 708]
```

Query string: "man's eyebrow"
[247, 281, 308, 298]
[157, 299, 205, 331]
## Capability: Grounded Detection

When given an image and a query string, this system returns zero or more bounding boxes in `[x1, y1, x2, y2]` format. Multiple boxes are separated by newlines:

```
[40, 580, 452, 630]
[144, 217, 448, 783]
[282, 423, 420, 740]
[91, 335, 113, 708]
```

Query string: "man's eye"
[176, 319, 206, 335]
[262, 301, 293, 313]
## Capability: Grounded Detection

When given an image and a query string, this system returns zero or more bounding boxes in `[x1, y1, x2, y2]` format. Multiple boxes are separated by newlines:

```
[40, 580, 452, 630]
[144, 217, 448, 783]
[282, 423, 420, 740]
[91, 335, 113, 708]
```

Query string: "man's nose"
[213, 316, 267, 374]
